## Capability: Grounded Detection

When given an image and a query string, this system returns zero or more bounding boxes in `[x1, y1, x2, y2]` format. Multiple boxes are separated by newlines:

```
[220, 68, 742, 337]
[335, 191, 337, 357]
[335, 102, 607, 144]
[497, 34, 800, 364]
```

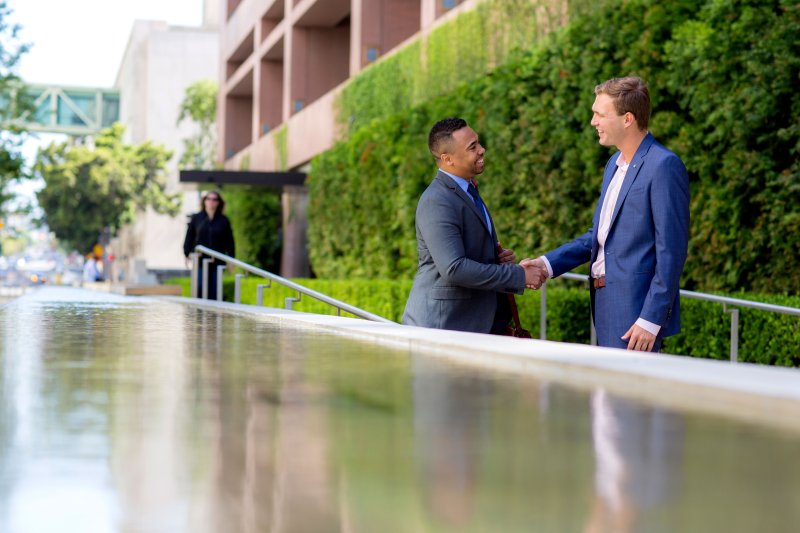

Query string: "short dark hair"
[595, 77, 651, 130]
[201, 189, 226, 214]
[428, 117, 467, 159]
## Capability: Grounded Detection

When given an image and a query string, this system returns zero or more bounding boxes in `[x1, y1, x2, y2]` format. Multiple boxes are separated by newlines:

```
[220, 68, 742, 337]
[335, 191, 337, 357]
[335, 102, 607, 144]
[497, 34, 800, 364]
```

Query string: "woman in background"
[183, 190, 235, 299]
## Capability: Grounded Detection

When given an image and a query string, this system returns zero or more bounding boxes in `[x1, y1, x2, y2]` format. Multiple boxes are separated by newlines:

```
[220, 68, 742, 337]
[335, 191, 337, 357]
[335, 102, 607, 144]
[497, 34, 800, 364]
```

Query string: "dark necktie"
[467, 182, 489, 224]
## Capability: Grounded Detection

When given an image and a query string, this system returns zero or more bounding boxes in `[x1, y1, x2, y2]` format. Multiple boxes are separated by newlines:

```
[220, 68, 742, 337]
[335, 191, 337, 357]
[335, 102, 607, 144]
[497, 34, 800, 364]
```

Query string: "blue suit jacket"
[545, 134, 689, 344]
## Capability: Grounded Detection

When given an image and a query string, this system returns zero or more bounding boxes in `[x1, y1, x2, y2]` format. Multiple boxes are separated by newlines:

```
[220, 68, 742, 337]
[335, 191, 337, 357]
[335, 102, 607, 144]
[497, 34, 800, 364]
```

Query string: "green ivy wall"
[310, 0, 800, 295]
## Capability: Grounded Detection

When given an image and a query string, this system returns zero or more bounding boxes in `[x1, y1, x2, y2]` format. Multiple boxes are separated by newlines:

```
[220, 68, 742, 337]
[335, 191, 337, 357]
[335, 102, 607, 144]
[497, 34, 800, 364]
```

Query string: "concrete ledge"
[161, 296, 800, 432]
[112, 284, 183, 296]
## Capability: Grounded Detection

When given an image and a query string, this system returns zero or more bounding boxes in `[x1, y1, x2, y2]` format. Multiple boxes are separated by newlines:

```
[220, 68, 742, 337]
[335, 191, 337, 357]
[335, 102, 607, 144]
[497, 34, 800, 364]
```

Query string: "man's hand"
[498, 247, 516, 264]
[621, 324, 657, 352]
[520, 257, 548, 289]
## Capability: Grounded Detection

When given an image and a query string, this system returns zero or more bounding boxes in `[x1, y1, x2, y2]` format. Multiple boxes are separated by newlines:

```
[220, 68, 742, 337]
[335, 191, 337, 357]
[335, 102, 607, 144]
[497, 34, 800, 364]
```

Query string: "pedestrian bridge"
[1, 287, 799, 532]
[2, 83, 119, 136]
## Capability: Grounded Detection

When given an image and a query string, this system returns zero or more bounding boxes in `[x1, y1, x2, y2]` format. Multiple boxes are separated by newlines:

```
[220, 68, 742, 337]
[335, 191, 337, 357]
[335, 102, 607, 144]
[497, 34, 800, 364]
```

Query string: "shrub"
[166, 276, 800, 366]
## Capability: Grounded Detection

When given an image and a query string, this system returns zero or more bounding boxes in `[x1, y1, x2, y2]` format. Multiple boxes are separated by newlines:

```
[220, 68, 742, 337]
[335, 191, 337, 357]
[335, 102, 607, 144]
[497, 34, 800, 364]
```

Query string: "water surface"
[0, 288, 798, 532]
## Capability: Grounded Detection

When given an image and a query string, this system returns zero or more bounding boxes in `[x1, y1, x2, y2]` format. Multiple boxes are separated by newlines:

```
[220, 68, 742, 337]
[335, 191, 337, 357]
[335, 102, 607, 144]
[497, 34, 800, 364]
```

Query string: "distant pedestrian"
[82, 254, 102, 282]
[183, 190, 235, 299]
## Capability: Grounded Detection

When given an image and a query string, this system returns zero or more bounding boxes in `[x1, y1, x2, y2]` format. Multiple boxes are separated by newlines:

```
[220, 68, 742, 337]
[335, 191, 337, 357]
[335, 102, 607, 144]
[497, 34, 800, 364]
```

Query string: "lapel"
[436, 170, 492, 235]
[608, 133, 655, 232]
[591, 156, 619, 259]
[595, 155, 620, 224]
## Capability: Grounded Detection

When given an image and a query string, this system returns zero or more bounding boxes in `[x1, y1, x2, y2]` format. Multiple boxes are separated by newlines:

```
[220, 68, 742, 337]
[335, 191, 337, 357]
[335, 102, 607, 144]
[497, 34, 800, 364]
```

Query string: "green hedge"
[166, 276, 800, 366]
[222, 185, 282, 272]
[310, 0, 800, 294]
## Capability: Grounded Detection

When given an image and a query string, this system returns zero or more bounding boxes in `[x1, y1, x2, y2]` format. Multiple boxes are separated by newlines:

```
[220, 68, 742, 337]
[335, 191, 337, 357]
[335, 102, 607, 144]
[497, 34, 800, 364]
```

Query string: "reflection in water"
[413, 354, 482, 529]
[0, 288, 799, 532]
[584, 389, 684, 533]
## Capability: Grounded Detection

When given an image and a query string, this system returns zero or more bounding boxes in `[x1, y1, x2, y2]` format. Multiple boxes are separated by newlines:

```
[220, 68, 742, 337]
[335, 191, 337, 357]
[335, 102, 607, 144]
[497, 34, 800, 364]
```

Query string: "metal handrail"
[191, 245, 393, 324]
[541, 272, 800, 362]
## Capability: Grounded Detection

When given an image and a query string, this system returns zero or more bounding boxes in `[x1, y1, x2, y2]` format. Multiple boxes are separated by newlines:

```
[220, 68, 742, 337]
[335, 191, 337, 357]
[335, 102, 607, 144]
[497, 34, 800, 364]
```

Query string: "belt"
[593, 277, 606, 289]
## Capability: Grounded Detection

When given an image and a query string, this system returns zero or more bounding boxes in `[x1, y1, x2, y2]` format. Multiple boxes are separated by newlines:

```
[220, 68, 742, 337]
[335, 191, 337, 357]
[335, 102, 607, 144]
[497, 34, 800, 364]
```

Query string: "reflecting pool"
[0, 288, 799, 532]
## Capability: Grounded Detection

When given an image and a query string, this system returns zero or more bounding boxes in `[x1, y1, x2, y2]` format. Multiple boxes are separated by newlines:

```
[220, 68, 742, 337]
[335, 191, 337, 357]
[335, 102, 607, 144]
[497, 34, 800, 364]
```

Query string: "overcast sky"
[8, 0, 206, 203]
[12, 0, 204, 87]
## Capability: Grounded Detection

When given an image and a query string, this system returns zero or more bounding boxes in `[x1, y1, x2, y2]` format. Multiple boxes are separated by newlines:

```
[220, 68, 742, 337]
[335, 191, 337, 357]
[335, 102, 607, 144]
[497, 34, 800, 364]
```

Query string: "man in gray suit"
[402, 118, 544, 333]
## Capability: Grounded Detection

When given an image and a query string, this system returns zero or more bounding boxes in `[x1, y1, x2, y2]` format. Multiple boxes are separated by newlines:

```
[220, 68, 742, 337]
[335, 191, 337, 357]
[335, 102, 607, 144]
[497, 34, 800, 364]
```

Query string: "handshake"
[497, 246, 548, 290]
[520, 257, 549, 290]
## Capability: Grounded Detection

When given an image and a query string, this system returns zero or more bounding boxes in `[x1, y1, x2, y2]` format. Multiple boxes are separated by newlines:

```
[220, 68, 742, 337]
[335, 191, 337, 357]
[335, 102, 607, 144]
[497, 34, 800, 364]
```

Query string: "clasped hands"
[498, 247, 548, 290]
[520, 257, 548, 290]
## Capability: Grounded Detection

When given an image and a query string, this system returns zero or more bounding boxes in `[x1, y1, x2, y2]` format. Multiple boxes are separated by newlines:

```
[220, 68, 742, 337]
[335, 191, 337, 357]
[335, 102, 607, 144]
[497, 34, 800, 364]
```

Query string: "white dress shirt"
[540, 154, 660, 337]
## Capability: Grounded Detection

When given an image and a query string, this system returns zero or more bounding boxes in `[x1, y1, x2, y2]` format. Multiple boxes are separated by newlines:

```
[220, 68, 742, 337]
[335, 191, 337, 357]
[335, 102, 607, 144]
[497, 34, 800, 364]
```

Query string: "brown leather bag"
[497, 242, 533, 338]
[502, 293, 533, 338]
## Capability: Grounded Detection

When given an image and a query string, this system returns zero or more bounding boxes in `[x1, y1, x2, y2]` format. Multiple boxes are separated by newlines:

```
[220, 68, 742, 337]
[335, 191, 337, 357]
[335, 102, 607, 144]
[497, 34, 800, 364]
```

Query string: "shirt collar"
[440, 169, 471, 192]
[616, 153, 630, 171]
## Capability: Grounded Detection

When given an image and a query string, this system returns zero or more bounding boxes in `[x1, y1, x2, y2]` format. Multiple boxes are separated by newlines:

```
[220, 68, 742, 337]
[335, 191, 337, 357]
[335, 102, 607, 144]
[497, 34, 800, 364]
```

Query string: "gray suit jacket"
[402, 171, 525, 333]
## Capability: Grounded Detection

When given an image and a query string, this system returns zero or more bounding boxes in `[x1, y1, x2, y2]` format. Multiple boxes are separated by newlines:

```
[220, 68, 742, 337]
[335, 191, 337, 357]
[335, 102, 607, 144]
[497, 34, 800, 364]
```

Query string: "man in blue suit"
[523, 77, 689, 351]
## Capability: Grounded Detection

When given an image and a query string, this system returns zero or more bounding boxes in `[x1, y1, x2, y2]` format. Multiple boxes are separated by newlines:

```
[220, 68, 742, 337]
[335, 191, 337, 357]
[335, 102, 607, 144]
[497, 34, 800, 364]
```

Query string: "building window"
[442, 0, 457, 9]
[262, 123, 270, 134]
[294, 100, 304, 113]
[364, 46, 380, 64]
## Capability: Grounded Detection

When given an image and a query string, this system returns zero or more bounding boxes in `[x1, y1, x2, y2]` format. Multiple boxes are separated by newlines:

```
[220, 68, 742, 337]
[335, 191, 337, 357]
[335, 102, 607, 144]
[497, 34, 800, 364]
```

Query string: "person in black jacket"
[183, 190, 235, 299]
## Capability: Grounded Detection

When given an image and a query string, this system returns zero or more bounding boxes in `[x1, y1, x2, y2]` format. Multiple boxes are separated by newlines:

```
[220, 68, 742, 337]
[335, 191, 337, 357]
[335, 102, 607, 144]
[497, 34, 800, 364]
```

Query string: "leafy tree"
[0, 0, 32, 210]
[176, 79, 218, 169]
[34, 124, 180, 253]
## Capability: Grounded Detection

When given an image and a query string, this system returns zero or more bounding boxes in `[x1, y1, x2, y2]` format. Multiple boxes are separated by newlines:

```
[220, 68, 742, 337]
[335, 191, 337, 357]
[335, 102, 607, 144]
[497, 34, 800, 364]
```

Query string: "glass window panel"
[102, 95, 120, 127]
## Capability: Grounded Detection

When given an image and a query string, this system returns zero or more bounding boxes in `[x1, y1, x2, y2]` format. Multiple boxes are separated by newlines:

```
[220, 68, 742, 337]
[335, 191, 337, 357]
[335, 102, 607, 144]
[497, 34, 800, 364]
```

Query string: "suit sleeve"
[416, 192, 525, 294]
[639, 154, 690, 325]
[544, 157, 614, 277]
[544, 227, 594, 277]
[183, 216, 196, 257]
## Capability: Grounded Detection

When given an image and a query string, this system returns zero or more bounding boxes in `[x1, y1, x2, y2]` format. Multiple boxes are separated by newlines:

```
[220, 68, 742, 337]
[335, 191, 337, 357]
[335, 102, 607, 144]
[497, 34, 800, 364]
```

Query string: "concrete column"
[202, 0, 219, 28]
[282, 0, 293, 123]
[280, 185, 310, 277]
[252, 55, 262, 143]
[350, 0, 363, 76]
[421, 0, 437, 30]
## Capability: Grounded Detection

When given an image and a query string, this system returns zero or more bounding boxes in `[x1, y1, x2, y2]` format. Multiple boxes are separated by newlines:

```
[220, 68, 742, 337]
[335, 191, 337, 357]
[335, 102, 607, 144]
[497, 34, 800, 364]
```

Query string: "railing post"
[234, 274, 244, 304]
[256, 283, 270, 306]
[190, 253, 199, 298]
[725, 305, 740, 363]
[216, 265, 226, 302]
[285, 293, 301, 310]
[201, 258, 213, 300]
[539, 283, 547, 340]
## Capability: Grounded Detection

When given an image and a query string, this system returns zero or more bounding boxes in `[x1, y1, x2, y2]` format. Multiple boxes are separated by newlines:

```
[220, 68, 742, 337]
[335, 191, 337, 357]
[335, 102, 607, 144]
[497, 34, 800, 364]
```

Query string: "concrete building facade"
[219, 0, 474, 171]
[112, 12, 220, 281]
[217, 0, 477, 276]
